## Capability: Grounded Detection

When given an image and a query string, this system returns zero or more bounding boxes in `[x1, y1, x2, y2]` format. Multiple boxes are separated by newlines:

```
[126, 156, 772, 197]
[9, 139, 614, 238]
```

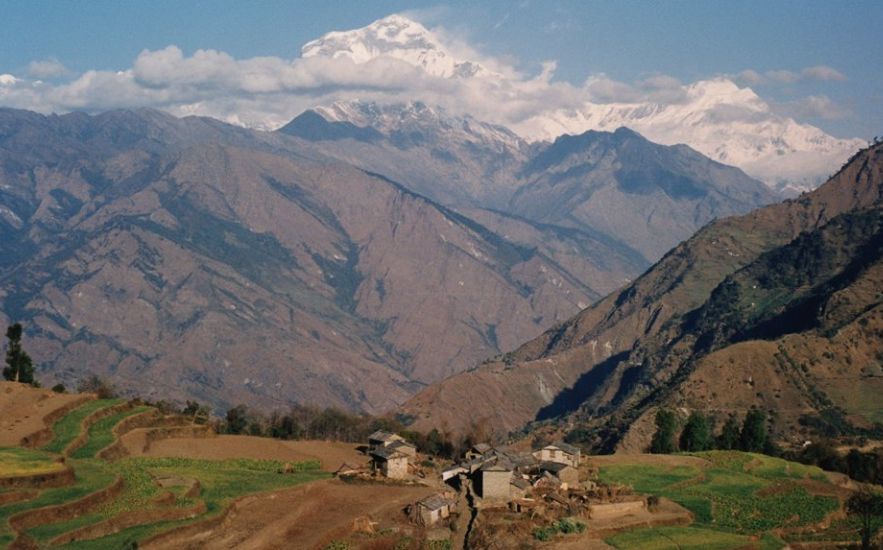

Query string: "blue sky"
[1, 0, 881, 139]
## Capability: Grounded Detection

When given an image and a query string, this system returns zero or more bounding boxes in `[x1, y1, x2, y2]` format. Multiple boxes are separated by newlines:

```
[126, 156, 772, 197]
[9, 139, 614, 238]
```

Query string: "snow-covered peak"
[684, 78, 765, 110]
[515, 78, 863, 193]
[315, 100, 527, 152]
[301, 14, 493, 78]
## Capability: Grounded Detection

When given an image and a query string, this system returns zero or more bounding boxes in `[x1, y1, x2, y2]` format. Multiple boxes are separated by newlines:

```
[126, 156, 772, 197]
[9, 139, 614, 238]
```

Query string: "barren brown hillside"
[403, 143, 883, 443]
[0, 109, 638, 413]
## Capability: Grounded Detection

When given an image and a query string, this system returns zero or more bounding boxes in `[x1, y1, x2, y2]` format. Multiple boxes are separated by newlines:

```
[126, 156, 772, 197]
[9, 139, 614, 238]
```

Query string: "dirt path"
[123, 434, 368, 471]
[143, 479, 434, 550]
[0, 382, 91, 446]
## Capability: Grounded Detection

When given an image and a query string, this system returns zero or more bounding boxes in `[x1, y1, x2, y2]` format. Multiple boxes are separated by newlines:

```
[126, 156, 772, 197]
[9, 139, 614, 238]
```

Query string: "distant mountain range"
[403, 142, 883, 450]
[281, 102, 777, 265]
[300, 15, 864, 194]
[0, 105, 774, 413]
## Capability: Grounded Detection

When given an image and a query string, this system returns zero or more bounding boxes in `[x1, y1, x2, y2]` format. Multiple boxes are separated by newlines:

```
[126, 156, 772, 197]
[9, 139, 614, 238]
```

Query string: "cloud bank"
[0, 15, 852, 137]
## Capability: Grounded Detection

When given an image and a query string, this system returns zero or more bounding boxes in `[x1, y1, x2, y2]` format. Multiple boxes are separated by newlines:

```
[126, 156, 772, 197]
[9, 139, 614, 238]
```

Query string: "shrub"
[533, 527, 555, 541]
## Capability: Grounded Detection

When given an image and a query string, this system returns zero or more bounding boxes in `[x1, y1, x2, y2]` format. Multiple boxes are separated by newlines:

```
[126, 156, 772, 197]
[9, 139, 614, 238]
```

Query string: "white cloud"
[776, 94, 850, 120]
[27, 58, 68, 79]
[0, 15, 856, 142]
[801, 65, 846, 81]
[765, 69, 800, 84]
[732, 65, 847, 86]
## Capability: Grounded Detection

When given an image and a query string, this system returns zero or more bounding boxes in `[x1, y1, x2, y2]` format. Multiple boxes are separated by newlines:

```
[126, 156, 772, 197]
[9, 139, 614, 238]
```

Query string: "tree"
[3, 323, 35, 384]
[650, 409, 678, 454]
[740, 408, 768, 452]
[77, 375, 115, 399]
[717, 414, 741, 450]
[225, 405, 249, 434]
[846, 489, 883, 550]
[680, 412, 712, 452]
[182, 401, 210, 425]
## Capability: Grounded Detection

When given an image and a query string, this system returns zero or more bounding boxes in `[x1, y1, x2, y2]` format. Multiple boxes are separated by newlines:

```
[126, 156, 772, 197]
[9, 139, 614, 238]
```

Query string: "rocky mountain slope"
[0, 107, 644, 413]
[403, 142, 883, 447]
[280, 103, 776, 265]
[508, 127, 777, 262]
[279, 101, 530, 208]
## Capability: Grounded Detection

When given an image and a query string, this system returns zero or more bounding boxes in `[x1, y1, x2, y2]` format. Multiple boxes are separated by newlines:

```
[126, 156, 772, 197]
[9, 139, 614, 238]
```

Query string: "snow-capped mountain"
[516, 79, 865, 194]
[315, 100, 526, 153]
[278, 100, 530, 207]
[301, 14, 495, 79]
[298, 15, 863, 193]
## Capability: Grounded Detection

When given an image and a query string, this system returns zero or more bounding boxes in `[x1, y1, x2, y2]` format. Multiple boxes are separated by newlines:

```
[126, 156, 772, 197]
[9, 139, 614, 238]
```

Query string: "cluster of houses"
[442, 441, 582, 502]
[360, 431, 653, 531]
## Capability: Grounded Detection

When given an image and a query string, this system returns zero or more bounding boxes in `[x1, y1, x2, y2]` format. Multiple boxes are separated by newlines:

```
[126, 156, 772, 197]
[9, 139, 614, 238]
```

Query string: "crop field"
[0, 447, 66, 477]
[0, 395, 329, 548]
[599, 451, 842, 549]
[40, 399, 123, 454]
[608, 526, 783, 550]
[70, 406, 150, 459]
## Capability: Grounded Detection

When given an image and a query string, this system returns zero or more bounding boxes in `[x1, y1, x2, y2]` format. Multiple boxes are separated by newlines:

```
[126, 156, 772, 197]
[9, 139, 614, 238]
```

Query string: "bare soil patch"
[589, 454, 711, 469]
[128, 435, 368, 471]
[143, 479, 433, 550]
[0, 382, 92, 447]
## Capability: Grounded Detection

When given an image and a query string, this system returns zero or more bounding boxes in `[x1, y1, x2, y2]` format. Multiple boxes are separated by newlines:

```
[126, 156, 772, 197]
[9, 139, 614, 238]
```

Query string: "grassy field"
[70, 406, 150, 459]
[40, 399, 123, 454]
[608, 526, 783, 550]
[0, 447, 67, 477]
[599, 451, 841, 549]
[0, 395, 330, 548]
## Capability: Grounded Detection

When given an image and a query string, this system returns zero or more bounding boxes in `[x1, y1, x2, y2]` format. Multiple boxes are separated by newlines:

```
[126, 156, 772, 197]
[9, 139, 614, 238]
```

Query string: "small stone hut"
[411, 493, 456, 526]
[370, 447, 409, 479]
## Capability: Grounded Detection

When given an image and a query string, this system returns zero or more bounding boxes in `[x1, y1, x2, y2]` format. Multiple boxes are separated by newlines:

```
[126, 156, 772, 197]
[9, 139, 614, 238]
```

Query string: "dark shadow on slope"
[535, 351, 629, 421]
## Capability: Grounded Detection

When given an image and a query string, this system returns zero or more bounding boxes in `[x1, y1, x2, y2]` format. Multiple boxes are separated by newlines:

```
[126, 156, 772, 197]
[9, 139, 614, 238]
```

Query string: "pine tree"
[717, 414, 741, 450]
[680, 411, 712, 451]
[3, 323, 35, 384]
[740, 408, 768, 452]
[650, 409, 678, 454]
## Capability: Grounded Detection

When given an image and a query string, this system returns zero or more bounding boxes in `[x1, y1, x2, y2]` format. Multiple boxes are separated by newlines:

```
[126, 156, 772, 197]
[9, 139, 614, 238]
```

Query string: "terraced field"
[598, 451, 849, 549]
[0, 398, 328, 548]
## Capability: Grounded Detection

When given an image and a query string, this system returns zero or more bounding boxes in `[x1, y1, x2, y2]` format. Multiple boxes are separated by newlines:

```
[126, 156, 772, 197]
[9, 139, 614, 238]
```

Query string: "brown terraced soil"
[143, 479, 434, 550]
[0, 382, 92, 446]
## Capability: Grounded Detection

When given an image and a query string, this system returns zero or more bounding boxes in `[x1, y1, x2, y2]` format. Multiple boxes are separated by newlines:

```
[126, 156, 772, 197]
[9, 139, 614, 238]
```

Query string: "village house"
[368, 430, 406, 450]
[477, 458, 513, 499]
[533, 442, 581, 467]
[370, 446, 409, 479]
[538, 461, 579, 488]
[387, 438, 417, 458]
[410, 493, 456, 526]
[533, 471, 563, 492]
[465, 443, 492, 460]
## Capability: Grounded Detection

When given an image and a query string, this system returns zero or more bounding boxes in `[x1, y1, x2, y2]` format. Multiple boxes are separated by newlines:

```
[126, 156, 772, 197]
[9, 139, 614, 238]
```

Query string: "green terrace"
[0, 397, 328, 548]
[599, 451, 844, 549]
